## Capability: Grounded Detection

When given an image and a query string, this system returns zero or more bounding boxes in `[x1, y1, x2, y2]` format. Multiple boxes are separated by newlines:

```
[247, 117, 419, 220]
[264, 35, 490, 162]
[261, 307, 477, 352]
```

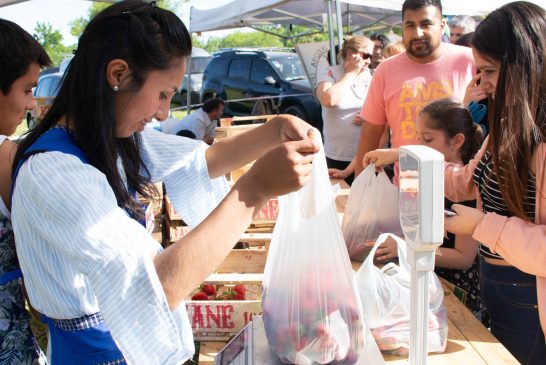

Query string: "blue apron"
[12, 127, 145, 365]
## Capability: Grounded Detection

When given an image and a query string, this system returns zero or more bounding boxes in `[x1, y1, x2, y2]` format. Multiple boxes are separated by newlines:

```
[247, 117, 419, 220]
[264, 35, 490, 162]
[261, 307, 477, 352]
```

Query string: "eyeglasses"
[360, 52, 372, 60]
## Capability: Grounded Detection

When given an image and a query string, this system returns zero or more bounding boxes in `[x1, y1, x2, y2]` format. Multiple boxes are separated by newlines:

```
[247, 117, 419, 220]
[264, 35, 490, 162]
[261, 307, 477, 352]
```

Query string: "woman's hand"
[343, 53, 366, 75]
[365, 236, 398, 262]
[276, 114, 317, 143]
[362, 148, 398, 170]
[444, 204, 485, 236]
[463, 73, 488, 105]
[243, 135, 319, 199]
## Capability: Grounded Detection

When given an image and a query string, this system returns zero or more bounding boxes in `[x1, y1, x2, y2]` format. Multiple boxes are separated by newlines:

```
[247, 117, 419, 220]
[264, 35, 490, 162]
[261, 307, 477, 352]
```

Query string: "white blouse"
[11, 128, 229, 365]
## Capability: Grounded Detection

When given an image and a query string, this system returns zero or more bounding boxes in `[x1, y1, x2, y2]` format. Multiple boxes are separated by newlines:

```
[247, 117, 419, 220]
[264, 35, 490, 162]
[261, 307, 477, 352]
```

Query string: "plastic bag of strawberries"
[262, 131, 385, 365]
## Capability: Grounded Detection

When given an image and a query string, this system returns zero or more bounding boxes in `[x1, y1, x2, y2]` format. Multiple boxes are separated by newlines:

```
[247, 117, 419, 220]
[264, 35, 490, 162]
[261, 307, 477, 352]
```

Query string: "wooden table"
[197, 285, 517, 364]
[197, 178, 519, 364]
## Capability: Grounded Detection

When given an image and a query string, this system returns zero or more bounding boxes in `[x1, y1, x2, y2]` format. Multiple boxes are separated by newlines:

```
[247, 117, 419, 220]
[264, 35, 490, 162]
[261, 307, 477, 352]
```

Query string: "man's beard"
[406, 38, 434, 58]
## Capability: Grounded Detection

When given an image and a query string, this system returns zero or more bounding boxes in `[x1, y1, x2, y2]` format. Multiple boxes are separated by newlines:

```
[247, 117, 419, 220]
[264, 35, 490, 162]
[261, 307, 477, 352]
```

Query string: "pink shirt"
[362, 43, 474, 148]
[445, 138, 546, 331]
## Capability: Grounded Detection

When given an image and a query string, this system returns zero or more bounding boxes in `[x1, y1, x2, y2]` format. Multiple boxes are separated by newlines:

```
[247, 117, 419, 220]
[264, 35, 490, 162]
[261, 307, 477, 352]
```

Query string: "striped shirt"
[11, 128, 229, 365]
[472, 151, 536, 259]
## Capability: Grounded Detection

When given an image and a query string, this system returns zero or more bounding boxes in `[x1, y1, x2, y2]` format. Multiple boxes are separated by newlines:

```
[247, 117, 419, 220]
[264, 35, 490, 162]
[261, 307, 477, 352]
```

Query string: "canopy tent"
[190, 0, 546, 34]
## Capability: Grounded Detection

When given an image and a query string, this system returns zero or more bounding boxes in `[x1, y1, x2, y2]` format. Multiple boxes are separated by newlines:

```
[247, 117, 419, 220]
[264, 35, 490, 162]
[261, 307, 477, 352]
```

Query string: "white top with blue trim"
[11, 128, 229, 365]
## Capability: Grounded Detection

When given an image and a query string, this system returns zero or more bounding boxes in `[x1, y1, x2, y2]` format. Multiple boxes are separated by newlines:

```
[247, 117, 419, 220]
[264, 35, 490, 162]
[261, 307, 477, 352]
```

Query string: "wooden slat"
[204, 273, 264, 285]
[216, 248, 268, 273]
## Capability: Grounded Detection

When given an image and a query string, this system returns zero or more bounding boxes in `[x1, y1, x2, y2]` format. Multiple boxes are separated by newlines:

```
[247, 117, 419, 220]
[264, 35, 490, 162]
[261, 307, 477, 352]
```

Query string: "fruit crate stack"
[138, 182, 164, 245]
[185, 231, 272, 341]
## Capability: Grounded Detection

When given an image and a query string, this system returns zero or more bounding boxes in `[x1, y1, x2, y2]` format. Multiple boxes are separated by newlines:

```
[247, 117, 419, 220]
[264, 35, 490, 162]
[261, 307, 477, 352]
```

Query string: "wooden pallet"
[186, 272, 265, 341]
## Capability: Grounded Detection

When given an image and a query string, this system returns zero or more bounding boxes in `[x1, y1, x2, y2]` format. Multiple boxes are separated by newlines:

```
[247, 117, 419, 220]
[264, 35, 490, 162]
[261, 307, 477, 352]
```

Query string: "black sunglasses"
[360, 52, 372, 60]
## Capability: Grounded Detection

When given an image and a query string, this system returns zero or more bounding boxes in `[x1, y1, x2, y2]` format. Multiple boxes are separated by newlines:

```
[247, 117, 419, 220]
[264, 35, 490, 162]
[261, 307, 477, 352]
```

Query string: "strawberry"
[201, 284, 216, 296]
[191, 292, 209, 300]
[233, 284, 246, 296]
[232, 292, 245, 300]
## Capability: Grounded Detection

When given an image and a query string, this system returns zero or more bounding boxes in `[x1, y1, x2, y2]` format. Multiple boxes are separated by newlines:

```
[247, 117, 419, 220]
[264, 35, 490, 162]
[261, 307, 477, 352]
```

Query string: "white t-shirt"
[317, 65, 372, 161]
[161, 108, 216, 141]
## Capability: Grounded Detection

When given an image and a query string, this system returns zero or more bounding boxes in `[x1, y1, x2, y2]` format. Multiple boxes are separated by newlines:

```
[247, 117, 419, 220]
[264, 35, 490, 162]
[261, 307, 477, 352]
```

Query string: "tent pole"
[326, 0, 336, 66]
[335, 0, 343, 54]
[186, 54, 192, 113]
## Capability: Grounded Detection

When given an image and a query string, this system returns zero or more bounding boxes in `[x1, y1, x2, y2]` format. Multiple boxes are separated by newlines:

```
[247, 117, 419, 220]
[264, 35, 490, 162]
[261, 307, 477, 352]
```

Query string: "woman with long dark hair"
[10, 1, 318, 364]
[444, 2, 546, 363]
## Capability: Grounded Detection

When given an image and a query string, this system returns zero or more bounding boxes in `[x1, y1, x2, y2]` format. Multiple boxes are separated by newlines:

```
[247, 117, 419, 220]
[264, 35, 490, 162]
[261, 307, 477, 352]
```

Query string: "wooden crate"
[164, 195, 182, 222]
[186, 272, 264, 341]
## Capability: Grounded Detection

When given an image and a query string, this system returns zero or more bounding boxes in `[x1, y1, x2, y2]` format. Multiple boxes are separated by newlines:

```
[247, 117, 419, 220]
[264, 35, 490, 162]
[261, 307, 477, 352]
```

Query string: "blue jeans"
[480, 256, 546, 364]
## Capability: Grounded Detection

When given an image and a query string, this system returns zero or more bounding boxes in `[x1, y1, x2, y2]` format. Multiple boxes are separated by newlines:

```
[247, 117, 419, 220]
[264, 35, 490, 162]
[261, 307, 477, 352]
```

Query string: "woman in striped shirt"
[444, 2, 546, 364]
[10, 1, 318, 364]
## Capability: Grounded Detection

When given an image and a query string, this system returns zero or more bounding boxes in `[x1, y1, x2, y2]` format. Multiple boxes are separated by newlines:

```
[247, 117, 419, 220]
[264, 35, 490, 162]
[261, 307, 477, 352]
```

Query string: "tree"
[203, 31, 284, 53]
[33, 22, 71, 65]
[70, 1, 182, 40]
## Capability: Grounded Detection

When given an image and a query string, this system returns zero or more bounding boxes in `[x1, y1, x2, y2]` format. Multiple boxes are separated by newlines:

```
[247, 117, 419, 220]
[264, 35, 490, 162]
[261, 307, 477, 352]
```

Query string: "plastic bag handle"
[363, 234, 411, 274]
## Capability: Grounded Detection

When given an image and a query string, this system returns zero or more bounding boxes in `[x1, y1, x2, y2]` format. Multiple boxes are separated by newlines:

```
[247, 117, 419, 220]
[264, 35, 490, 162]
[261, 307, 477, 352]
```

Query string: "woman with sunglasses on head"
[9, 1, 318, 364]
[444, 2, 546, 363]
[316, 36, 374, 185]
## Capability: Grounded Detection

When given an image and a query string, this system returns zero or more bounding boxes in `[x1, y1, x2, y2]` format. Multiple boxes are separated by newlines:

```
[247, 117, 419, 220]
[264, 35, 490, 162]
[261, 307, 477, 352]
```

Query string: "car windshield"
[270, 56, 306, 81]
[190, 57, 212, 74]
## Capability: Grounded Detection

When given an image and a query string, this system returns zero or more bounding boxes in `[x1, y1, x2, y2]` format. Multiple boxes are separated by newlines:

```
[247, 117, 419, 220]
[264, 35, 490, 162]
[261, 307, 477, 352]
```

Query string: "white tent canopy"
[190, 0, 545, 33]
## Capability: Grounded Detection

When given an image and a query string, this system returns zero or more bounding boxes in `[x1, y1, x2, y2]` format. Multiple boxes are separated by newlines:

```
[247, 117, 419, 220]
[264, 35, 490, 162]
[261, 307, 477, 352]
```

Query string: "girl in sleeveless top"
[443, 2, 546, 364]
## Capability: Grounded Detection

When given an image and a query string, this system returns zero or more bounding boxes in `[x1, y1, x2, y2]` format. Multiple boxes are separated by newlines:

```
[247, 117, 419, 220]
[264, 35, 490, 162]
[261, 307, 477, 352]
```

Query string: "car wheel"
[283, 104, 309, 122]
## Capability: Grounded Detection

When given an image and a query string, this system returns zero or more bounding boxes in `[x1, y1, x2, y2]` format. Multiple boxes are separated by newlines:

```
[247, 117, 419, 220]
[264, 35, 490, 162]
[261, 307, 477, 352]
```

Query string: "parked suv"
[200, 49, 322, 130]
[172, 47, 211, 106]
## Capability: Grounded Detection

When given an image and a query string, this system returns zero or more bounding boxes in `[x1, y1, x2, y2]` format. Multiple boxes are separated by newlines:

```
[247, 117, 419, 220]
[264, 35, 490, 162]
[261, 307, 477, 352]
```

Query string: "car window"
[251, 60, 277, 84]
[49, 77, 62, 96]
[190, 57, 212, 74]
[206, 58, 228, 78]
[35, 77, 52, 97]
[227, 59, 250, 80]
[270, 56, 306, 81]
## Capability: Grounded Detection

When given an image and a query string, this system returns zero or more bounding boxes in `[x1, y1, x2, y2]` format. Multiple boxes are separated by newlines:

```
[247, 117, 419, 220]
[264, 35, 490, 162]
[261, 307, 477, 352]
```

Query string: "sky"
[0, 0, 242, 46]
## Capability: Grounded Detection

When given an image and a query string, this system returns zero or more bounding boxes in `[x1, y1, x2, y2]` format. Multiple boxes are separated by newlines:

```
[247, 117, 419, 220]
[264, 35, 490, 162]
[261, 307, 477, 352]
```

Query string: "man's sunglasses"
[360, 52, 372, 60]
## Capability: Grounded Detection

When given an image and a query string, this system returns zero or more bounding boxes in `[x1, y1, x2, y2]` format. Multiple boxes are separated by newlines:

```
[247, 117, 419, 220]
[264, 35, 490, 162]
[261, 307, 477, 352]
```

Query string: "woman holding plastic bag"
[262, 131, 384, 365]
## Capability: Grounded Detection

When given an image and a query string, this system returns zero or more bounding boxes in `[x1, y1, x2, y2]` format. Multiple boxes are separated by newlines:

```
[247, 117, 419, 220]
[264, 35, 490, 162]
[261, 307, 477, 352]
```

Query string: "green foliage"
[69, 2, 111, 39]
[195, 25, 331, 53]
[69, 1, 181, 40]
[33, 22, 72, 65]
[201, 31, 284, 53]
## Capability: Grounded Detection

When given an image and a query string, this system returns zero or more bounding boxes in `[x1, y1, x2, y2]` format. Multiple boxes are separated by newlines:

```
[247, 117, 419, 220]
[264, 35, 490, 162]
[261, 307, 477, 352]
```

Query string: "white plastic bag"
[355, 233, 448, 356]
[342, 165, 403, 261]
[262, 133, 384, 365]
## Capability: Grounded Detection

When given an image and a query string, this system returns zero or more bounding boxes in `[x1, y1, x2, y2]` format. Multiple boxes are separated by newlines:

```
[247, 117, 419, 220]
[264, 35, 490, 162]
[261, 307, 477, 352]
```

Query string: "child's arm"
[328, 158, 356, 179]
[435, 233, 479, 270]
[363, 148, 399, 170]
